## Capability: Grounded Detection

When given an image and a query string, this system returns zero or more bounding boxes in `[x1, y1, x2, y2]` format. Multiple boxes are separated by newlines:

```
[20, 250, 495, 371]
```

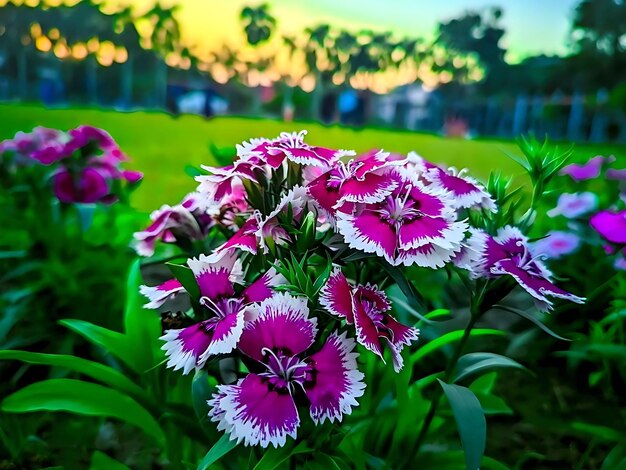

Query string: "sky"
[112, 0, 582, 62]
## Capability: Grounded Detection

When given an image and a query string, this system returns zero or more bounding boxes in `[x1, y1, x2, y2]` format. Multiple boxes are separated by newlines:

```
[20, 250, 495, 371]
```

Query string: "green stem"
[407, 308, 482, 464]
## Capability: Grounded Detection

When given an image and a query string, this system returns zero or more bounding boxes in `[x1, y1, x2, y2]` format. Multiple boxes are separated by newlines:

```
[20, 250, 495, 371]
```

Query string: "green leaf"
[381, 262, 425, 312]
[0, 350, 146, 401]
[59, 319, 138, 372]
[306, 453, 343, 470]
[197, 434, 238, 470]
[474, 392, 513, 416]
[493, 304, 570, 341]
[90, 451, 130, 470]
[451, 353, 527, 383]
[124, 260, 162, 371]
[438, 380, 486, 470]
[253, 441, 311, 470]
[411, 329, 506, 363]
[601, 443, 626, 470]
[570, 422, 625, 442]
[167, 262, 200, 300]
[2, 379, 165, 445]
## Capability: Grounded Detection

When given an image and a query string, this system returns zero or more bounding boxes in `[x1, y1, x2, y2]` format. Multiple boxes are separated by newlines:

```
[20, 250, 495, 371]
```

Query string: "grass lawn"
[2, 103, 625, 211]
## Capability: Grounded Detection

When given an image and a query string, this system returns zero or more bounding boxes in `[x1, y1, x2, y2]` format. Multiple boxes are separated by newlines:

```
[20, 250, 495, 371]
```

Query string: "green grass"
[2, 104, 624, 211]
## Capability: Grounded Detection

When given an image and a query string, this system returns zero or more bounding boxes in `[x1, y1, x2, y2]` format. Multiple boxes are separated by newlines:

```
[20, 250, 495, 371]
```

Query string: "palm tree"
[240, 4, 276, 46]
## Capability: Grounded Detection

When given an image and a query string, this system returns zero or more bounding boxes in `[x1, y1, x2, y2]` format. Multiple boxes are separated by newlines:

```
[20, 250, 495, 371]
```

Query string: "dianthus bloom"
[590, 210, 626, 245]
[560, 155, 615, 181]
[472, 226, 585, 311]
[547, 192, 597, 219]
[0, 125, 142, 203]
[155, 252, 283, 374]
[336, 173, 467, 267]
[133, 192, 212, 257]
[208, 293, 365, 447]
[320, 269, 419, 371]
[531, 231, 581, 259]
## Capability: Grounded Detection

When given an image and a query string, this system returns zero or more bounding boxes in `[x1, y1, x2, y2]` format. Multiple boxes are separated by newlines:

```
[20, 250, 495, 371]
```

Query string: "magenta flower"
[208, 293, 365, 447]
[196, 158, 259, 202]
[320, 269, 419, 372]
[64, 125, 116, 155]
[262, 130, 353, 168]
[590, 210, 626, 245]
[140, 279, 185, 309]
[547, 192, 597, 219]
[1, 127, 66, 163]
[423, 166, 496, 212]
[307, 150, 403, 221]
[133, 192, 210, 257]
[52, 167, 110, 203]
[160, 253, 282, 374]
[607, 168, 626, 181]
[473, 226, 585, 311]
[531, 231, 581, 259]
[336, 174, 467, 267]
[560, 155, 615, 181]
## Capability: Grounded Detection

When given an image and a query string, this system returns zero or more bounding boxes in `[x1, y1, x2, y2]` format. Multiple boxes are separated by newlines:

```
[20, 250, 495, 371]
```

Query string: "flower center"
[327, 160, 358, 189]
[377, 185, 424, 227]
[260, 348, 310, 394]
[200, 296, 244, 320]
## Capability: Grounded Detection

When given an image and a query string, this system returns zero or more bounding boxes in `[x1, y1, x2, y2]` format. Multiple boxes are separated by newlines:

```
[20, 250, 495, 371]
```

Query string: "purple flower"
[133, 192, 212, 257]
[590, 210, 626, 245]
[140, 279, 185, 309]
[473, 226, 585, 311]
[531, 231, 581, 259]
[264, 130, 354, 169]
[422, 166, 496, 212]
[64, 125, 116, 155]
[607, 168, 626, 181]
[159, 253, 282, 374]
[208, 293, 365, 447]
[307, 150, 403, 222]
[320, 269, 419, 372]
[52, 167, 110, 203]
[336, 174, 467, 267]
[560, 155, 615, 181]
[547, 192, 598, 219]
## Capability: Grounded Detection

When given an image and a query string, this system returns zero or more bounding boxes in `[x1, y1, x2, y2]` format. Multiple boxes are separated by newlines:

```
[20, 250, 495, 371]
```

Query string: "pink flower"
[422, 166, 496, 212]
[133, 192, 211, 257]
[547, 192, 597, 219]
[531, 231, 581, 259]
[307, 150, 404, 221]
[158, 253, 283, 374]
[336, 173, 467, 267]
[560, 155, 615, 181]
[590, 210, 626, 245]
[472, 226, 585, 311]
[320, 269, 419, 371]
[208, 293, 365, 447]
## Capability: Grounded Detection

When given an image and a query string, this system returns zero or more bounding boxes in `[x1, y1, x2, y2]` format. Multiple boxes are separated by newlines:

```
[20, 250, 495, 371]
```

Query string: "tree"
[240, 4, 276, 46]
[569, 0, 626, 90]
[434, 7, 507, 91]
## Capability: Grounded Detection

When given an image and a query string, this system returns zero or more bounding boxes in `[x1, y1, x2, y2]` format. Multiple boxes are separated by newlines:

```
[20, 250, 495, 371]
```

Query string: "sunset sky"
[108, 0, 581, 63]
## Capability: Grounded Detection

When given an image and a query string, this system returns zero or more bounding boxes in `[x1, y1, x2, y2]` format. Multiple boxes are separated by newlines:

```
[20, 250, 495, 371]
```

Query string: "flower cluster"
[138, 130, 584, 447]
[0, 125, 142, 203]
[540, 155, 626, 270]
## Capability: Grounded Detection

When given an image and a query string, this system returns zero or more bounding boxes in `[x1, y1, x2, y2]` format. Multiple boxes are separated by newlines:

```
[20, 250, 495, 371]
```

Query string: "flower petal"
[353, 297, 384, 360]
[187, 252, 238, 299]
[140, 279, 185, 309]
[337, 210, 397, 264]
[239, 293, 317, 361]
[590, 210, 626, 245]
[209, 374, 300, 447]
[242, 267, 286, 303]
[491, 259, 585, 312]
[203, 310, 245, 356]
[215, 217, 259, 256]
[160, 321, 214, 374]
[319, 268, 355, 323]
[305, 332, 365, 424]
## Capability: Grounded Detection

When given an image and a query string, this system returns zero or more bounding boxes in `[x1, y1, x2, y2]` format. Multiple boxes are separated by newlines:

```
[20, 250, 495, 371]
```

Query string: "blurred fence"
[375, 87, 626, 143]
